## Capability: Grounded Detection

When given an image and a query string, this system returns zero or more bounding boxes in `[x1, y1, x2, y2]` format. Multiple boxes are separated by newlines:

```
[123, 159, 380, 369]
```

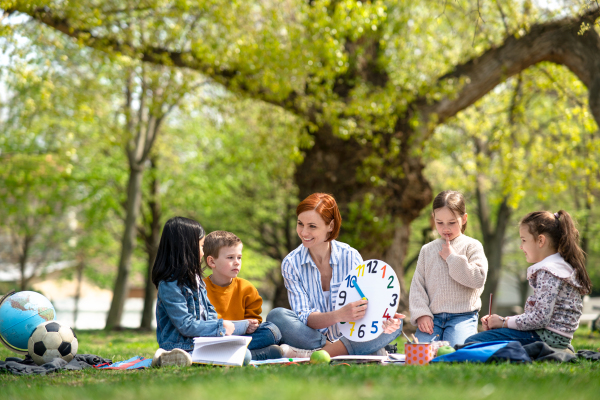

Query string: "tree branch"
[418, 8, 600, 129]
[7, 5, 600, 151]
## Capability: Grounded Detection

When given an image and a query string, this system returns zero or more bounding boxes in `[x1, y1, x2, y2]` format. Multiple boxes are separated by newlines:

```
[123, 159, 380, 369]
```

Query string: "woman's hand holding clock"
[382, 313, 406, 334]
[336, 299, 369, 323]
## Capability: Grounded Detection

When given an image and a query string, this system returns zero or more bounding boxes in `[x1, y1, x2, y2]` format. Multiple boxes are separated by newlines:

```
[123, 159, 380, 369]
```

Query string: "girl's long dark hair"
[151, 216, 206, 290]
[520, 210, 591, 295]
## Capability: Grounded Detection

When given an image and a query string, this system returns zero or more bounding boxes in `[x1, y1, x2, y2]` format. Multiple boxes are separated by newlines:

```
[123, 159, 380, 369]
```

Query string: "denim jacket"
[156, 279, 226, 351]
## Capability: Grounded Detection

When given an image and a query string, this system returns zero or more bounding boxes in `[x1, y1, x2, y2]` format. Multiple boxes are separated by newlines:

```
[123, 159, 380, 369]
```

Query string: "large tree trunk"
[381, 223, 411, 312]
[105, 163, 144, 330]
[518, 274, 529, 308]
[140, 232, 159, 330]
[17, 234, 32, 291]
[271, 274, 291, 310]
[73, 257, 84, 329]
[480, 237, 504, 316]
[580, 192, 592, 260]
[140, 157, 162, 330]
[477, 190, 512, 316]
[105, 71, 167, 330]
[294, 121, 432, 288]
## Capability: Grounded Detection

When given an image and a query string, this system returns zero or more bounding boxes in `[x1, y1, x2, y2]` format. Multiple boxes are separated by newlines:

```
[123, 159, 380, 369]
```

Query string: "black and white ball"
[27, 321, 78, 365]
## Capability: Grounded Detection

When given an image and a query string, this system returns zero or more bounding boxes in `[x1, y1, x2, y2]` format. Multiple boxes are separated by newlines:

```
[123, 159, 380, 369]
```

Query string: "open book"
[331, 355, 389, 363]
[250, 355, 392, 366]
[191, 335, 252, 367]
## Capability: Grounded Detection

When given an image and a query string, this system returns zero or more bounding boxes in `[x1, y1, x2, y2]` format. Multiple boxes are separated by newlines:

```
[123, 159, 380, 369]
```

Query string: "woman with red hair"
[267, 193, 404, 357]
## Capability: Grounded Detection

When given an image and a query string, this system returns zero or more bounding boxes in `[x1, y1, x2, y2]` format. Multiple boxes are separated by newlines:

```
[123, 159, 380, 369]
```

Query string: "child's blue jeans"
[231, 320, 282, 350]
[464, 328, 541, 346]
[415, 311, 479, 347]
[247, 321, 281, 350]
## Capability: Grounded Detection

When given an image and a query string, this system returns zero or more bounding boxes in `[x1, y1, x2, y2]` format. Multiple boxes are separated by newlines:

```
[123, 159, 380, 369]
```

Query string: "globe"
[0, 291, 56, 354]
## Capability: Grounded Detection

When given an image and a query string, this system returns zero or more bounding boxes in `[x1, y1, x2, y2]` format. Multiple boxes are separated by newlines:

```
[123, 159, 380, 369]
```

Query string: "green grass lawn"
[2, 329, 600, 400]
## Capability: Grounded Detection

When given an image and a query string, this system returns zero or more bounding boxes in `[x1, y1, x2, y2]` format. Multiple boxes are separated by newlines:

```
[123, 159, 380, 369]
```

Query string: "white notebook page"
[192, 336, 252, 366]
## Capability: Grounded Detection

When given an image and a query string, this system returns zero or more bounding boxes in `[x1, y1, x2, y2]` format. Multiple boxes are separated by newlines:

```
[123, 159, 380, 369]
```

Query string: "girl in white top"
[409, 190, 488, 346]
[466, 210, 591, 350]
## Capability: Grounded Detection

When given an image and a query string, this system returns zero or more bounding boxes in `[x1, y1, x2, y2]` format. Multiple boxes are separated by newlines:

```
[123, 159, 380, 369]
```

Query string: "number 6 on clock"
[334, 259, 401, 342]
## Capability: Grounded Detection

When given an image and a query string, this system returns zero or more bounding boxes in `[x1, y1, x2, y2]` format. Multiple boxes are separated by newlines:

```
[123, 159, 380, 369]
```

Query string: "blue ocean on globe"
[0, 291, 56, 354]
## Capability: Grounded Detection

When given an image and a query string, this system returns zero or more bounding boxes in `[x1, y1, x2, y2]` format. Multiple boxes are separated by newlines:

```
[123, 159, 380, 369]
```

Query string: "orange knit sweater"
[203, 276, 263, 322]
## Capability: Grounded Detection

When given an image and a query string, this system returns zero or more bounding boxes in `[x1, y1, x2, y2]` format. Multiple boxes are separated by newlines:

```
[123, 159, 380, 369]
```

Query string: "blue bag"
[431, 341, 532, 364]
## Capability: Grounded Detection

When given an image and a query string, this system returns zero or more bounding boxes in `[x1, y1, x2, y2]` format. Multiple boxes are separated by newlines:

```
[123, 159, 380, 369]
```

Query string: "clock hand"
[353, 279, 368, 301]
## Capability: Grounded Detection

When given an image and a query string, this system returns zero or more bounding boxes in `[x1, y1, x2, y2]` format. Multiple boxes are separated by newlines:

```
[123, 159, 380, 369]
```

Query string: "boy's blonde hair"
[204, 231, 242, 263]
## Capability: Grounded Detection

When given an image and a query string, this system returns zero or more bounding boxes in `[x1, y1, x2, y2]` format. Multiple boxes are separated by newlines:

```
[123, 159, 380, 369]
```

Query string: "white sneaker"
[151, 348, 192, 367]
[280, 344, 317, 358]
[151, 348, 165, 367]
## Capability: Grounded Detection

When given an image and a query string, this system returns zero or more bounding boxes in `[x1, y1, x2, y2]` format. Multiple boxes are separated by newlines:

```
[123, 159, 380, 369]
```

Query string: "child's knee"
[261, 321, 282, 340]
[266, 307, 292, 325]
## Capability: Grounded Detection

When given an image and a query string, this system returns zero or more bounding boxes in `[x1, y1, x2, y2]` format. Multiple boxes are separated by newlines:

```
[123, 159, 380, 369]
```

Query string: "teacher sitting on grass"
[267, 193, 404, 358]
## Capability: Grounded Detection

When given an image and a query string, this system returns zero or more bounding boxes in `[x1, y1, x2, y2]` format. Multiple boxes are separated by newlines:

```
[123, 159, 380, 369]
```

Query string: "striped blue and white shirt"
[281, 240, 363, 341]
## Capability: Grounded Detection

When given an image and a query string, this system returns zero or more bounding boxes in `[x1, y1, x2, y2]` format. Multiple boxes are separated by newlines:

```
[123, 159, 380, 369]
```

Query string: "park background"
[1, 0, 600, 336]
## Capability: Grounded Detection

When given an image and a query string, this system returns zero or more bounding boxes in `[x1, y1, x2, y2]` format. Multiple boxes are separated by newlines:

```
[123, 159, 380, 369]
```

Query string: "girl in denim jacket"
[151, 217, 235, 366]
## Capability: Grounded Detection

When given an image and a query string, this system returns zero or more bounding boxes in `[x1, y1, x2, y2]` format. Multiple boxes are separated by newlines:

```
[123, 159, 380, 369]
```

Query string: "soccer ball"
[27, 321, 78, 365]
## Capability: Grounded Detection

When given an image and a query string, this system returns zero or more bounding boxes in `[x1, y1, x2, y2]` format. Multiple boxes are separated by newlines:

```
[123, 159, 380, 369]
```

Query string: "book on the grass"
[387, 353, 406, 361]
[330, 355, 389, 364]
[386, 353, 406, 364]
[249, 357, 310, 366]
[191, 335, 252, 366]
[249, 355, 392, 366]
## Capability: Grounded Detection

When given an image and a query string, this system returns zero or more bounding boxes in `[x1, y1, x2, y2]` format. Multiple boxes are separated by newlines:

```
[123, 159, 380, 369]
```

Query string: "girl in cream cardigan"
[409, 190, 488, 346]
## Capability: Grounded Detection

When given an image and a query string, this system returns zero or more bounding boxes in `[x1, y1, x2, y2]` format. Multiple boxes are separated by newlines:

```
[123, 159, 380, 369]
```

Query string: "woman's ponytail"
[555, 210, 591, 295]
[520, 210, 591, 294]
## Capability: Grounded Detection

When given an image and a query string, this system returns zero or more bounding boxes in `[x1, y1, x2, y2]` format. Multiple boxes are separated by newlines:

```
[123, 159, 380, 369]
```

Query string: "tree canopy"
[2, 1, 600, 322]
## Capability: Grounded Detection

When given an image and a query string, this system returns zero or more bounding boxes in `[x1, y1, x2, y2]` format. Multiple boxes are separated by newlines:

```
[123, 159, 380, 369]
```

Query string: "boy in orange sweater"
[203, 231, 283, 360]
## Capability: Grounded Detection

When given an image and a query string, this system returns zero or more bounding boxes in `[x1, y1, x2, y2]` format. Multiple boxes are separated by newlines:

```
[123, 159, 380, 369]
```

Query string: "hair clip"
[554, 212, 560, 220]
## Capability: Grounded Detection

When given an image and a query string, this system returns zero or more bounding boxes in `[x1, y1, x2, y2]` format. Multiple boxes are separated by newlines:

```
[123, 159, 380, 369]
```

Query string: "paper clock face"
[334, 259, 400, 342]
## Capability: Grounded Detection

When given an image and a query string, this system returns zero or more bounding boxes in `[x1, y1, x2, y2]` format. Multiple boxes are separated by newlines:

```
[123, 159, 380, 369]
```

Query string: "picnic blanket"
[0, 354, 155, 375]
[432, 340, 600, 364]
[95, 356, 152, 370]
[0, 354, 112, 375]
[523, 342, 600, 363]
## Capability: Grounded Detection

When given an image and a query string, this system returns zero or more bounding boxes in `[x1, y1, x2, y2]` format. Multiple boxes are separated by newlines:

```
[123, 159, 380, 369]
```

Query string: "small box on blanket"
[405, 343, 435, 365]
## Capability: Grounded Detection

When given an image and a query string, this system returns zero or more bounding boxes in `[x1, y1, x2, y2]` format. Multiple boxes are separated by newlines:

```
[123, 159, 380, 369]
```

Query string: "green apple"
[243, 349, 251, 366]
[436, 346, 456, 356]
[310, 350, 331, 364]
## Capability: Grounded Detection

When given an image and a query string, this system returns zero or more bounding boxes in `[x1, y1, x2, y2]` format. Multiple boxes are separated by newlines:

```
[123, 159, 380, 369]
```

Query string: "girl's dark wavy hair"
[152, 216, 206, 290]
[520, 210, 591, 295]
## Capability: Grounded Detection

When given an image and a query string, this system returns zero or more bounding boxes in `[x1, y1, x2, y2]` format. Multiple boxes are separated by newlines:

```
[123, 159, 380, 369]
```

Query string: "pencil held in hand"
[488, 293, 493, 317]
